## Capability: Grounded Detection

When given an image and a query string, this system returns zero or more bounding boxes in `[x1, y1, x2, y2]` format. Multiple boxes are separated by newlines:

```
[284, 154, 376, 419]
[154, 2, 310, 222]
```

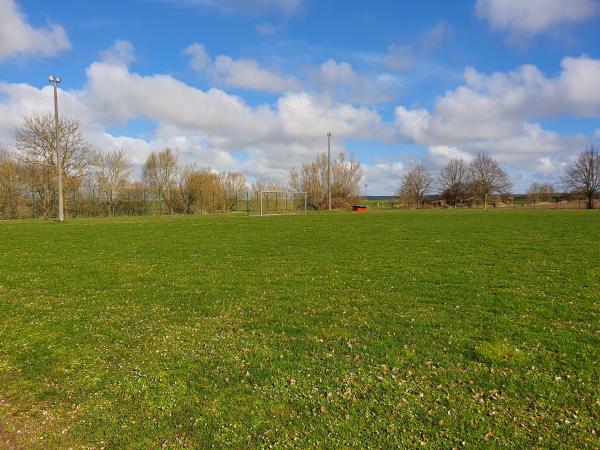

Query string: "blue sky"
[1, 0, 599, 193]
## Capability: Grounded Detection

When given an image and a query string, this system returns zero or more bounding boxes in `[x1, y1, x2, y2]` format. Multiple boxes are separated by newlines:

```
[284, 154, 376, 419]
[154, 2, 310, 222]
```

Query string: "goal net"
[259, 190, 307, 216]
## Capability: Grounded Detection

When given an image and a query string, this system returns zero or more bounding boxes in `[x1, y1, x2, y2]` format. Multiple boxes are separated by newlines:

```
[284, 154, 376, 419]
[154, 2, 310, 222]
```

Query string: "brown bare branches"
[290, 152, 362, 209]
[0, 147, 23, 218]
[16, 112, 92, 182]
[469, 153, 512, 209]
[561, 146, 600, 209]
[143, 148, 178, 214]
[438, 159, 471, 208]
[397, 165, 433, 209]
[527, 183, 555, 203]
[95, 148, 132, 216]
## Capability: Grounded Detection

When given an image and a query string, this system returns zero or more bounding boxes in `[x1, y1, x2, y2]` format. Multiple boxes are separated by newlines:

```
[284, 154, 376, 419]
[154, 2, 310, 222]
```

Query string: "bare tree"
[527, 182, 555, 204]
[290, 154, 327, 209]
[290, 152, 362, 209]
[561, 146, 600, 209]
[220, 172, 247, 210]
[16, 112, 92, 193]
[469, 153, 511, 209]
[177, 163, 199, 214]
[143, 148, 178, 214]
[397, 165, 433, 209]
[331, 152, 362, 207]
[0, 147, 23, 219]
[438, 158, 470, 208]
[16, 113, 92, 217]
[95, 148, 132, 216]
[188, 169, 222, 211]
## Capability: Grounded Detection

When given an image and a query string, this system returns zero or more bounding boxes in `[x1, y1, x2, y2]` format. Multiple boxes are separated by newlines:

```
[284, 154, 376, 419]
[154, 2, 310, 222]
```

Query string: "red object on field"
[352, 205, 368, 212]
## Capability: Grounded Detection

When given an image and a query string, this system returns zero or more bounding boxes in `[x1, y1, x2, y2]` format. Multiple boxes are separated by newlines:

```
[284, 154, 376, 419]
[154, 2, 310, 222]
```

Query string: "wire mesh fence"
[1, 190, 596, 220]
[0, 188, 307, 220]
[364, 195, 597, 210]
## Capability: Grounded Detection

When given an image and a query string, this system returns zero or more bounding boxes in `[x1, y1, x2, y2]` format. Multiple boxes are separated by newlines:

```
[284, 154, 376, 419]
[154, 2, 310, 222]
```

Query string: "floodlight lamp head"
[48, 75, 61, 85]
[327, 131, 333, 137]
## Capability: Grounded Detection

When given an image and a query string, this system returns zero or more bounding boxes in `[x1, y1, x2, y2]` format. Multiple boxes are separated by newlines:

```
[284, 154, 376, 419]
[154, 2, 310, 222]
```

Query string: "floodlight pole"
[365, 183, 368, 201]
[327, 132, 332, 211]
[49, 75, 64, 222]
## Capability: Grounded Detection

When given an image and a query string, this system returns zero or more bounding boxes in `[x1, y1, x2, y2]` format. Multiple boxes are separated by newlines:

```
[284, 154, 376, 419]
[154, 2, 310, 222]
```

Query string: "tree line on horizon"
[398, 154, 512, 209]
[397, 148, 599, 210]
[0, 113, 364, 218]
[0, 112, 599, 219]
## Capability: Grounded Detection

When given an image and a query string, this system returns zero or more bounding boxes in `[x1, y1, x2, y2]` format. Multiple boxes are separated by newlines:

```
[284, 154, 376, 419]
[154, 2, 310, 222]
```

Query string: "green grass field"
[0, 210, 598, 448]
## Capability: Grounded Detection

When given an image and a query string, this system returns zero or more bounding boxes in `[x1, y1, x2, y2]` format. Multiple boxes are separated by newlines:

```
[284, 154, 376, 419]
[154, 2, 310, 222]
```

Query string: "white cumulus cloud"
[213, 55, 301, 93]
[100, 40, 135, 66]
[476, 0, 600, 36]
[317, 59, 402, 104]
[0, 41, 391, 189]
[185, 44, 300, 93]
[395, 55, 599, 171]
[184, 43, 210, 72]
[0, 0, 71, 60]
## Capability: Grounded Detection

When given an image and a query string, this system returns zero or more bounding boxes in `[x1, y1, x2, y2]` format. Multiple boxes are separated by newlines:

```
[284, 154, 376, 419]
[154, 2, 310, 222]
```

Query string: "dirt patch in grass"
[0, 422, 20, 450]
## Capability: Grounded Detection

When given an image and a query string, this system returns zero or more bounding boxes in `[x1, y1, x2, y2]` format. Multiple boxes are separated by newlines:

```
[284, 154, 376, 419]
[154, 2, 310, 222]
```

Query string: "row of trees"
[1, 112, 366, 219]
[398, 148, 599, 209]
[1, 111, 598, 219]
[0, 113, 294, 218]
[526, 183, 556, 203]
[398, 153, 512, 209]
[142, 148, 253, 215]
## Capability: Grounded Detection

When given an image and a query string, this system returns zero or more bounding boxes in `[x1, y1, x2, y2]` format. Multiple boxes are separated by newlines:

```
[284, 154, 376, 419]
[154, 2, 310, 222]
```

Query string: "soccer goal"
[259, 190, 307, 216]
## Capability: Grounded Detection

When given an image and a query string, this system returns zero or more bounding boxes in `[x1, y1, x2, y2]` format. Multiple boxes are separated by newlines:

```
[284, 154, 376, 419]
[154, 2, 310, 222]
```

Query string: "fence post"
[8, 189, 13, 220]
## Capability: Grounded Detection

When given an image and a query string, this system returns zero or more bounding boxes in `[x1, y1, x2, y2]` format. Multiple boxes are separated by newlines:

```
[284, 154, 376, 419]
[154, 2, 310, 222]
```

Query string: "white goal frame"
[259, 190, 307, 216]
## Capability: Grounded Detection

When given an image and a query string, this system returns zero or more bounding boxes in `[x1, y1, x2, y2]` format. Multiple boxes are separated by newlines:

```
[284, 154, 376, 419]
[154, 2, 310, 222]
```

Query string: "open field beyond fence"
[0, 210, 598, 447]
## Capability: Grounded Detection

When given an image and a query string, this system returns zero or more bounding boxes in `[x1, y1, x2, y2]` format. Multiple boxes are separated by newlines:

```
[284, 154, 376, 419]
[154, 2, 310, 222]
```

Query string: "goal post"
[259, 190, 307, 216]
